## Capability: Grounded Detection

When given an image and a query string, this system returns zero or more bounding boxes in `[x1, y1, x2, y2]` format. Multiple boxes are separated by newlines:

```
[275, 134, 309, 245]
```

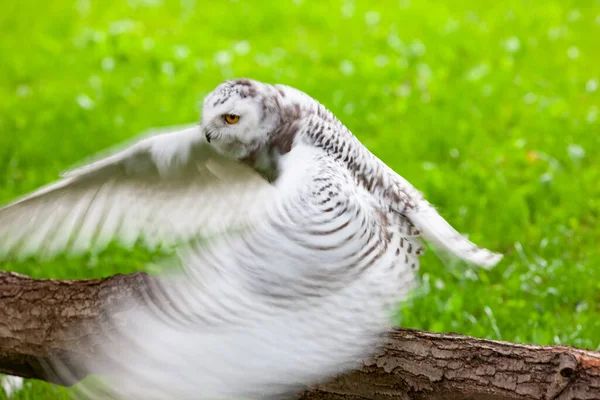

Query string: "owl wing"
[407, 203, 503, 268]
[386, 168, 503, 268]
[0, 124, 276, 261]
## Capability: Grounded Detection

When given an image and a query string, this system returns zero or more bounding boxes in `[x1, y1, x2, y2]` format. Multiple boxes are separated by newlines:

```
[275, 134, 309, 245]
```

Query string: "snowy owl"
[0, 78, 502, 399]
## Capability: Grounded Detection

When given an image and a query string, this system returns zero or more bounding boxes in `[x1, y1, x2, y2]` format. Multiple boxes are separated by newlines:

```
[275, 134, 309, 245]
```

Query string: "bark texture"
[301, 329, 600, 400]
[0, 271, 153, 385]
[1, 270, 599, 399]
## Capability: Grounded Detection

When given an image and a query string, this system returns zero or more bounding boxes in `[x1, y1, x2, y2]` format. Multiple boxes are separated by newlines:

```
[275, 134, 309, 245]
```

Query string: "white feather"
[0, 125, 275, 260]
[407, 204, 502, 268]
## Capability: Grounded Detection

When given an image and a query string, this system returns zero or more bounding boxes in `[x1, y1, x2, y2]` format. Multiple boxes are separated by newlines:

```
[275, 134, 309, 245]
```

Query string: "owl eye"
[223, 114, 240, 124]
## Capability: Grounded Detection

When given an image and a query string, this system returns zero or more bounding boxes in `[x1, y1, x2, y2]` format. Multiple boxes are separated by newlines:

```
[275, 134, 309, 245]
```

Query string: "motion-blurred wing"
[0, 125, 276, 260]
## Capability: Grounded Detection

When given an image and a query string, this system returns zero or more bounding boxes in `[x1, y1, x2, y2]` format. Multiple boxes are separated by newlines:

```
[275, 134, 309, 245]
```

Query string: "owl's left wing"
[0, 124, 276, 261]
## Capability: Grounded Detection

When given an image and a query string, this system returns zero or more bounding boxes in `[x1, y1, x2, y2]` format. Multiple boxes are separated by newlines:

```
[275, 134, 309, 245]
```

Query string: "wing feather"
[0, 125, 276, 261]
[406, 204, 502, 268]
[384, 166, 502, 268]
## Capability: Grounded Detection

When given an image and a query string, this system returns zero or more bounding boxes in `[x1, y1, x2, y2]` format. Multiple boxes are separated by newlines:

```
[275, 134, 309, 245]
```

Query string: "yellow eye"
[224, 114, 240, 124]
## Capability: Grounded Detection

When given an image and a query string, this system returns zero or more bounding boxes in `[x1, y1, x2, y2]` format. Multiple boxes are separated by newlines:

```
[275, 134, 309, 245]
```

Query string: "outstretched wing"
[0, 125, 276, 260]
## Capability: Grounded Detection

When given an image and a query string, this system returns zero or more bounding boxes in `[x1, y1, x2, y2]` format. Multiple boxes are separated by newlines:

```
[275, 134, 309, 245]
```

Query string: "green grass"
[1, 0, 599, 397]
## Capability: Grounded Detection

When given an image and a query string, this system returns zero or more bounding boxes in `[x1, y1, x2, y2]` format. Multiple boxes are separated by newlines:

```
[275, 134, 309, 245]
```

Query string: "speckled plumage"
[0, 78, 502, 399]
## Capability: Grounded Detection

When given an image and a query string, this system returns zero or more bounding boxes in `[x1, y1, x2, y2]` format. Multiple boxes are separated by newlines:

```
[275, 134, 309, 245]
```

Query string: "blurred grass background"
[1, 0, 599, 397]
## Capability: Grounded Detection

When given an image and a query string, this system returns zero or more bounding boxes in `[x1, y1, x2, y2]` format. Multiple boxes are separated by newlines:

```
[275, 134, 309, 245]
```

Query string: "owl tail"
[406, 204, 502, 269]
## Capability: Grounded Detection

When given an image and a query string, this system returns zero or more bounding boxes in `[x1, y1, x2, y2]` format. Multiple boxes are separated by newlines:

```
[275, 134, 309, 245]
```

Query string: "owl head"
[200, 78, 321, 160]
[200, 79, 280, 159]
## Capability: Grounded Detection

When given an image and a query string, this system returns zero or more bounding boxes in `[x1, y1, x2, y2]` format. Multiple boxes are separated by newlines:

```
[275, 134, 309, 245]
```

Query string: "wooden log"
[1, 271, 598, 399]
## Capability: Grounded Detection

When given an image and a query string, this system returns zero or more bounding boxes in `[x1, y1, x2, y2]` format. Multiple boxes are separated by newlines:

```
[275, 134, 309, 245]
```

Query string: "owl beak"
[198, 121, 211, 143]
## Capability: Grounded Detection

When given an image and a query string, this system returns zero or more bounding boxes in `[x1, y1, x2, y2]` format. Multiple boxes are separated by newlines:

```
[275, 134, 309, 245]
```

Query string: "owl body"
[85, 144, 418, 400]
[0, 78, 501, 399]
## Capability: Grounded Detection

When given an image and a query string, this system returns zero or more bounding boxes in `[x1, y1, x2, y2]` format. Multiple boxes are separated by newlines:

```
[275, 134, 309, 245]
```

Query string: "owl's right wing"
[382, 164, 503, 269]
[0, 125, 276, 261]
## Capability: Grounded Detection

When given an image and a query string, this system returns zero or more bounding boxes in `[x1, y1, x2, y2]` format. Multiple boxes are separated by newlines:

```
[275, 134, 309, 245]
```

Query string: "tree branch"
[301, 330, 600, 400]
[1, 271, 598, 399]
[0, 270, 153, 385]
